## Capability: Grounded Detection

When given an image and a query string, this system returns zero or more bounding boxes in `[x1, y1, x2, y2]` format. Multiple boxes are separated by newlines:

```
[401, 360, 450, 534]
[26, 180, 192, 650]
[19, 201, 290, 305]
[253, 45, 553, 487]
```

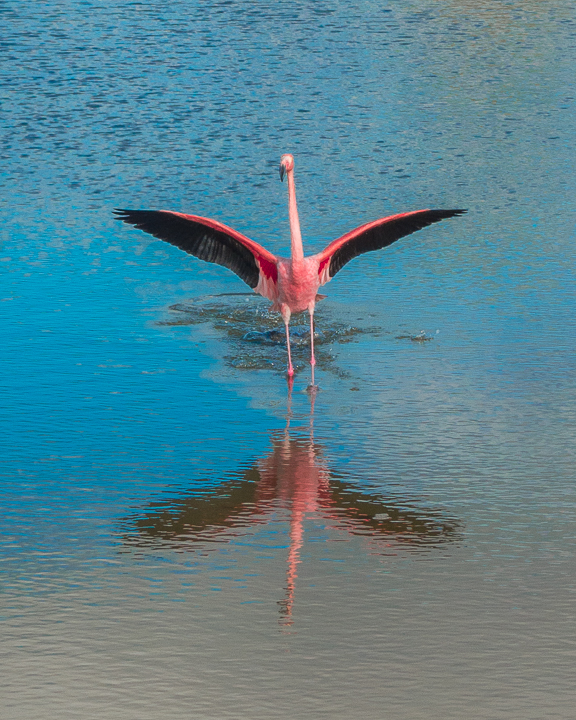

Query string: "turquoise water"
[2, 2, 575, 718]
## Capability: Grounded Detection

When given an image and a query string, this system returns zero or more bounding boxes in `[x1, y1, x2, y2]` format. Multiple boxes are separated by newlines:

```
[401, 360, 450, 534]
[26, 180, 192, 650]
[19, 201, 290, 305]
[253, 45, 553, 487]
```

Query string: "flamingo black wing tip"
[113, 208, 144, 223]
[113, 208, 167, 229]
[113, 208, 135, 224]
[424, 208, 467, 224]
[433, 208, 467, 218]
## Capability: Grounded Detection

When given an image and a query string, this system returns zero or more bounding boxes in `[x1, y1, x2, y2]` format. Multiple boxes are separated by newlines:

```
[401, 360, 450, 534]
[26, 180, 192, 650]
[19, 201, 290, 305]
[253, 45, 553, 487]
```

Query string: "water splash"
[159, 293, 381, 375]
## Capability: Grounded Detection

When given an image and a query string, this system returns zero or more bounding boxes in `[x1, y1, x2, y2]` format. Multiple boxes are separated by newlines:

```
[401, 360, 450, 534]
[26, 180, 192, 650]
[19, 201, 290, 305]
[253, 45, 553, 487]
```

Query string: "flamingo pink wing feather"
[114, 209, 278, 289]
[317, 208, 466, 283]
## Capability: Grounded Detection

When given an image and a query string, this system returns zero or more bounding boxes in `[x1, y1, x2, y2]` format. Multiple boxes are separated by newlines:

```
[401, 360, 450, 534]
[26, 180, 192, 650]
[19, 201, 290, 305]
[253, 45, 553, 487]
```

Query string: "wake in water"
[157, 293, 382, 376]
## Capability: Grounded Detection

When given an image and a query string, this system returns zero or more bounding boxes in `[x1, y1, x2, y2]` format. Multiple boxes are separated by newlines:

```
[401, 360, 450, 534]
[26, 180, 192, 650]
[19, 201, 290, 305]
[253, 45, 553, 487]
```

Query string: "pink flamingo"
[115, 154, 465, 383]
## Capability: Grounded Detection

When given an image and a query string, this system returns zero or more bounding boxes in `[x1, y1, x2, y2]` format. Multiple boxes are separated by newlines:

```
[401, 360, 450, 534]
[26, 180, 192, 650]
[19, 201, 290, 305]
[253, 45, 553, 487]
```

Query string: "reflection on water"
[122, 390, 461, 626]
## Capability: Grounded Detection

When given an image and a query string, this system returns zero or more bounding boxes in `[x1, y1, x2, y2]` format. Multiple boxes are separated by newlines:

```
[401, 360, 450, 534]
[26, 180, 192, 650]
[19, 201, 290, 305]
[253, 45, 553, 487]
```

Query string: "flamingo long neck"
[287, 170, 304, 262]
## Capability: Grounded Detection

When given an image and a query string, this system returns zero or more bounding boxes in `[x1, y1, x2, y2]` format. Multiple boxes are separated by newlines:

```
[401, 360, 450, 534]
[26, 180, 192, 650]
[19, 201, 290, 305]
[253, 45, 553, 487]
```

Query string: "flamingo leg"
[284, 323, 294, 377]
[308, 303, 316, 387]
[281, 305, 294, 377]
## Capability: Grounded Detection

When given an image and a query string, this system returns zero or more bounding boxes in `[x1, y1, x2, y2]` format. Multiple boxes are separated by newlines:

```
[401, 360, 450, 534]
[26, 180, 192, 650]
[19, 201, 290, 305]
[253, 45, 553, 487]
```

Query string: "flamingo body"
[275, 256, 320, 313]
[115, 154, 466, 383]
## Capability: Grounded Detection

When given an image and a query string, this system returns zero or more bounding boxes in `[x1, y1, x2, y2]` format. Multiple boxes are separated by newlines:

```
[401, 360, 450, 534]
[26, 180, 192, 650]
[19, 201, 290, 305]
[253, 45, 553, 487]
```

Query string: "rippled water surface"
[2, 1, 576, 718]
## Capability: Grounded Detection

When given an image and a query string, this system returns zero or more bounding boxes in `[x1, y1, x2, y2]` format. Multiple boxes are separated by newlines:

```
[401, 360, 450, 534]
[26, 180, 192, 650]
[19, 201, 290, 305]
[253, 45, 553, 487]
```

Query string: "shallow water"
[2, 1, 576, 718]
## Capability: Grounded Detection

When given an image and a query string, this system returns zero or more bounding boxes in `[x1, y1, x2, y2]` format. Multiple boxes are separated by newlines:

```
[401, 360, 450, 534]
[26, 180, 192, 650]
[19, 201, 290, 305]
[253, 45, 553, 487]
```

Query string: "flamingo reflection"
[259, 388, 329, 623]
[122, 390, 461, 626]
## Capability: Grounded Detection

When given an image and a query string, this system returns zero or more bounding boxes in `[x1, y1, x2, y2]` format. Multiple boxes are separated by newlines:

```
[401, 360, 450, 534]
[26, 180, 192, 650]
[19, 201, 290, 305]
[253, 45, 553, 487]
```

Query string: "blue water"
[2, 2, 576, 718]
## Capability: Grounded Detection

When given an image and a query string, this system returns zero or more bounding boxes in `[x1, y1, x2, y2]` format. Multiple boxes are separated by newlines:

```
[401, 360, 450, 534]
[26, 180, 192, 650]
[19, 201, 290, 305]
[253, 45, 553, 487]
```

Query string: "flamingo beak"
[279, 163, 286, 182]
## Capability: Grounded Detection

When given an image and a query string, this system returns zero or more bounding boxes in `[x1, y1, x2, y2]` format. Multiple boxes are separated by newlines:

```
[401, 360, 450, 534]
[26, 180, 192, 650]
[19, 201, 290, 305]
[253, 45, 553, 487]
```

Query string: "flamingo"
[114, 154, 465, 384]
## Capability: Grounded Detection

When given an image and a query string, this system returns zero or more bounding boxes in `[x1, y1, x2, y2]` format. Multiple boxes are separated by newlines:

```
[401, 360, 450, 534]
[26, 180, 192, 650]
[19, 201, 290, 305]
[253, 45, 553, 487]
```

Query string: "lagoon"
[1, 1, 575, 718]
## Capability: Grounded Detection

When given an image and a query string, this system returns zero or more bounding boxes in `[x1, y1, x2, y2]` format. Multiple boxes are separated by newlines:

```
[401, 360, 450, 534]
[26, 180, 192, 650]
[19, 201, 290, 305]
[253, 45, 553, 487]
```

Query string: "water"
[2, 1, 575, 717]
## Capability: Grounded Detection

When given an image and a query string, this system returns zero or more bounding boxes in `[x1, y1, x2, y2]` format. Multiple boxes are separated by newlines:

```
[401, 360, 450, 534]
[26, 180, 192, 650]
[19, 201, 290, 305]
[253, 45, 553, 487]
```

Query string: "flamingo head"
[279, 154, 294, 182]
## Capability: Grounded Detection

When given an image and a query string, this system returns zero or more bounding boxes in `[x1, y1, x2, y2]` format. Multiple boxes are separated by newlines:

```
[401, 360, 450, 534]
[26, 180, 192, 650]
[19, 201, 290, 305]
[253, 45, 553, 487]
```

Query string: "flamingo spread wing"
[316, 208, 467, 283]
[113, 209, 279, 292]
[115, 156, 467, 384]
